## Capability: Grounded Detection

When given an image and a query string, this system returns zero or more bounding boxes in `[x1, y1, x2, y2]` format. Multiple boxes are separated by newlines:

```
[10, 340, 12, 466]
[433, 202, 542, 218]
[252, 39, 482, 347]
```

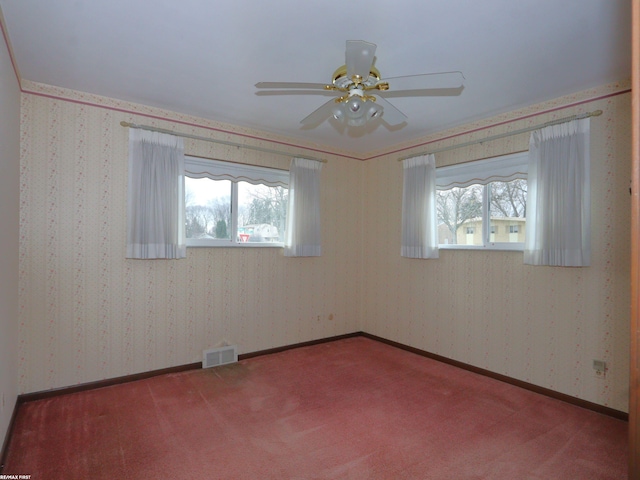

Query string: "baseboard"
[15, 332, 362, 404]
[359, 332, 629, 421]
[11, 330, 628, 419]
[238, 332, 362, 360]
[17, 362, 202, 404]
[0, 398, 19, 473]
[0, 331, 628, 472]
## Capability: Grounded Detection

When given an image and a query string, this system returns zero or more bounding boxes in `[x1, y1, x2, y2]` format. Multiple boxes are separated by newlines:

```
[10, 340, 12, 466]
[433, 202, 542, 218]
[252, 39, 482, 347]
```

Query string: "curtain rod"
[120, 121, 328, 163]
[398, 109, 602, 162]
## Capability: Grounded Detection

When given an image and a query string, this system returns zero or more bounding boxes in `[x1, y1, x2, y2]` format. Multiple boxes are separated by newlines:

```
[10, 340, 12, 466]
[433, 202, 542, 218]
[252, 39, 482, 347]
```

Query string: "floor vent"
[203, 345, 238, 368]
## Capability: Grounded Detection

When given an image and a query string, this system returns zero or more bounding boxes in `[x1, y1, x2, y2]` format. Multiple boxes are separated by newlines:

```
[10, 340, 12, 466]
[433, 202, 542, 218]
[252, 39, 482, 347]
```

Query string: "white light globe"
[347, 116, 368, 127]
[345, 96, 364, 119]
[366, 103, 382, 120]
[332, 105, 345, 122]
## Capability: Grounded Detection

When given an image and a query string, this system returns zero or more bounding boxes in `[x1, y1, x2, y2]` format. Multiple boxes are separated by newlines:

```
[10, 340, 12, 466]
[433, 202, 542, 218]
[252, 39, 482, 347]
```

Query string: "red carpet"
[4, 337, 628, 479]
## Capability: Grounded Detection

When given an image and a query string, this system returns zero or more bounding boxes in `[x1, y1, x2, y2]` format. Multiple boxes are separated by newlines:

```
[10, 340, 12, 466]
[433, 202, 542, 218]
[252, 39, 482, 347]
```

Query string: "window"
[184, 156, 289, 247]
[436, 151, 528, 250]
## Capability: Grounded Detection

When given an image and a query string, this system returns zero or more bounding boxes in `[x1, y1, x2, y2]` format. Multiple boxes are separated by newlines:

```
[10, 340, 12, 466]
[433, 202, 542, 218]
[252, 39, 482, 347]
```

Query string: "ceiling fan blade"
[346, 40, 376, 80]
[255, 89, 337, 97]
[372, 95, 407, 125]
[300, 98, 337, 126]
[255, 81, 329, 89]
[381, 71, 465, 91]
[380, 86, 464, 99]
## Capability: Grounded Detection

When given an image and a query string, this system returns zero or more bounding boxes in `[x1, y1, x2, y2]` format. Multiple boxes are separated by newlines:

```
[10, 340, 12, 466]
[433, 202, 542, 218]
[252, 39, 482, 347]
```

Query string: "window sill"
[187, 241, 284, 248]
[439, 243, 524, 252]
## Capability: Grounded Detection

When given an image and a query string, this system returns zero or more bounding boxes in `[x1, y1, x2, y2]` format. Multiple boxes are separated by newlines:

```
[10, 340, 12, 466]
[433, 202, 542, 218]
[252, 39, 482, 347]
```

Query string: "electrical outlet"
[593, 359, 607, 379]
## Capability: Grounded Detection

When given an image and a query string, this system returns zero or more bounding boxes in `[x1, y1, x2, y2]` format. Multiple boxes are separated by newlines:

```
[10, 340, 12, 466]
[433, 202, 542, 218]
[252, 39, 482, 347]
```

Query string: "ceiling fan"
[255, 40, 465, 128]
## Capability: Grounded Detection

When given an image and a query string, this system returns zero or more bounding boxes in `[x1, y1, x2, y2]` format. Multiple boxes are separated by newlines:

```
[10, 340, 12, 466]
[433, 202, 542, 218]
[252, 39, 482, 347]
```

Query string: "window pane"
[237, 182, 288, 243]
[185, 177, 231, 240]
[436, 185, 483, 245]
[488, 180, 527, 243]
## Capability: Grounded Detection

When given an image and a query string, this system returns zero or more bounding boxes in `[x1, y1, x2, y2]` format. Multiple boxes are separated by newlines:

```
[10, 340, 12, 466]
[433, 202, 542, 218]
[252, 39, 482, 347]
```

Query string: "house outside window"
[436, 151, 528, 250]
[184, 156, 289, 247]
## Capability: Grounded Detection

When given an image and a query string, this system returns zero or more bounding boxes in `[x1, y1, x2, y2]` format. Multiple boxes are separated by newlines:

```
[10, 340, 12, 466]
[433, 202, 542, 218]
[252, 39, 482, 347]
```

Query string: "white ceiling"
[0, 0, 632, 157]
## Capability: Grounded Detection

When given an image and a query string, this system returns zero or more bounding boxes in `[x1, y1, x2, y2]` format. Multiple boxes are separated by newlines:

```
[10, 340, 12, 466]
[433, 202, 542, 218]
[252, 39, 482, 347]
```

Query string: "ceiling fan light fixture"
[344, 99, 381, 126]
[332, 92, 382, 126]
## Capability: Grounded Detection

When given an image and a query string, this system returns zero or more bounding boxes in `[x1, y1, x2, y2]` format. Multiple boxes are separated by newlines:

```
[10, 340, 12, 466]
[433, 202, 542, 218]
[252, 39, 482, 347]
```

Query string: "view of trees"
[437, 185, 483, 243]
[437, 180, 527, 244]
[243, 185, 288, 235]
[185, 195, 231, 239]
[489, 179, 527, 218]
[185, 180, 288, 241]
[184, 179, 220, 239]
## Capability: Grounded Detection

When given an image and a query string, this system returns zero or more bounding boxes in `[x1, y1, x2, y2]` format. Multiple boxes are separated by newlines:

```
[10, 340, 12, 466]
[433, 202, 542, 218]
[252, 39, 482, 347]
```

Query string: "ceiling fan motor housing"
[332, 65, 381, 90]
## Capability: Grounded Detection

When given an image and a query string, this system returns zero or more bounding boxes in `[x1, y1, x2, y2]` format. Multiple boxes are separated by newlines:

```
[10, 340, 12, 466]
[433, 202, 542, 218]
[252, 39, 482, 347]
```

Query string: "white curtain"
[401, 154, 439, 259]
[126, 129, 186, 259]
[524, 118, 591, 266]
[284, 157, 322, 257]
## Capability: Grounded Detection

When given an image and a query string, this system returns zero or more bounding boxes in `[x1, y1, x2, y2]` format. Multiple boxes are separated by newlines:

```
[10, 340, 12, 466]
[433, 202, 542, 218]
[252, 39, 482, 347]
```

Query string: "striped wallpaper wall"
[18, 80, 363, 393]
[362, 81, 631, 412]
[17, 78, 632, 413]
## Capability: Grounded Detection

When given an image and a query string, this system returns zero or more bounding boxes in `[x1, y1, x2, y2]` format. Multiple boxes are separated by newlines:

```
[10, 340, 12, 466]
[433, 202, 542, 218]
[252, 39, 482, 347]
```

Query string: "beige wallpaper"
[362, 82, 631, 412]
[18, 81, 363, 394]
[0, 19, 20, 446]
[18, 79, 632, 413]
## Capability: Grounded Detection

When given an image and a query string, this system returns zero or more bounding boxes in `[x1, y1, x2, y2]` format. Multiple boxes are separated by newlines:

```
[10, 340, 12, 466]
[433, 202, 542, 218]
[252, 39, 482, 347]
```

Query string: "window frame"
[184, 156, 289, 248]
[436, 151, 528, 251]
